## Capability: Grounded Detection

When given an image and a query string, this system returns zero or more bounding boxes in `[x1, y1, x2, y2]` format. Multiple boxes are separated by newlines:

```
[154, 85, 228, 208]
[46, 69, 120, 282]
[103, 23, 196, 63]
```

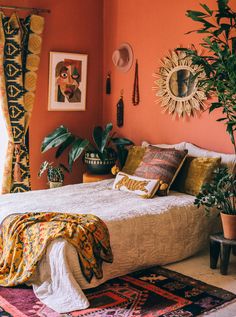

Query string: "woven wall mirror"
[153, 50, 206, 118]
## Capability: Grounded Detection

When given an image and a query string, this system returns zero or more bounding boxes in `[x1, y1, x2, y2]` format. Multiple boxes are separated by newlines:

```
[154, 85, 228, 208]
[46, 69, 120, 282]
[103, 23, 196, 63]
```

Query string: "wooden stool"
[83, 172, 114, 183]
[210, 233, 236, 275]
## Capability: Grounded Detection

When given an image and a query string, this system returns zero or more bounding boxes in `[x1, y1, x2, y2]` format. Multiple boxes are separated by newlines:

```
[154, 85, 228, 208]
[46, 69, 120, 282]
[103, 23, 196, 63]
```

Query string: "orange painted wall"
[103, 0, 236, 154]
[0, 0, 103, 189]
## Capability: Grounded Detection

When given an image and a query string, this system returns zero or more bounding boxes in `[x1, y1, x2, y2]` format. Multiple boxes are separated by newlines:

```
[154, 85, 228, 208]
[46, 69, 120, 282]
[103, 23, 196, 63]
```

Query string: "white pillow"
[185, 142, 235, 172]
[113, 172, 160, 198]
[142, 141, 186, 151]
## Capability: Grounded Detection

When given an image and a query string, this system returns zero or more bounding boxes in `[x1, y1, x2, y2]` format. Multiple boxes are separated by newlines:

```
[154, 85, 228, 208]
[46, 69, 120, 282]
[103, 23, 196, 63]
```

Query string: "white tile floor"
[165, 248, 236, 317]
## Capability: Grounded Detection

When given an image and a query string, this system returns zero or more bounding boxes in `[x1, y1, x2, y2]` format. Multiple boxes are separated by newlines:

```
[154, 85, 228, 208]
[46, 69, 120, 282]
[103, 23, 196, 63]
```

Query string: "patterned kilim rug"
[0, 266, 235, 317]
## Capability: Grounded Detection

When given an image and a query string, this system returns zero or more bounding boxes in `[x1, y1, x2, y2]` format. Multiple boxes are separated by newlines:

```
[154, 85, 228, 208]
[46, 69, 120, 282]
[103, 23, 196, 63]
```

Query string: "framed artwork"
[48, 51, 88, 111]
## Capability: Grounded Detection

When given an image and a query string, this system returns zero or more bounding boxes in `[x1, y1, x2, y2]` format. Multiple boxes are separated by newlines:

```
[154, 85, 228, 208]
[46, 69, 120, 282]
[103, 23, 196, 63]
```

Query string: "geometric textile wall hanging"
[0, 12, 44, 193]
[153, 49, 206, 118]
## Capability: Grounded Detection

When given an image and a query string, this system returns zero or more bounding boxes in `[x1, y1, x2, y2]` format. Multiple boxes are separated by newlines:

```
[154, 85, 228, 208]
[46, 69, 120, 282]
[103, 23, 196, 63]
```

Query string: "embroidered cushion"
[172, 156, 221, 196]
[113, 172, 160, 198]
[122, 146, 146, 175]
[134, 146, 188, 196]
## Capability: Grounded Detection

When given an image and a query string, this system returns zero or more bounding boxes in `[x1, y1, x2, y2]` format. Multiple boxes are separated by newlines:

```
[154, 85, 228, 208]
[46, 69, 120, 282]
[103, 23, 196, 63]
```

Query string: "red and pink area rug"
[0, 266, 235, 317]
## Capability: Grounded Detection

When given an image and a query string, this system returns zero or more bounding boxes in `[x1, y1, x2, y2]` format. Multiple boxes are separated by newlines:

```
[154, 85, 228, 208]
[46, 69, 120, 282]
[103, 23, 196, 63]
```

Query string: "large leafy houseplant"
[180, 0, 236, 152]
[182, 0, 236, 237]
[41, 123, 133, 172]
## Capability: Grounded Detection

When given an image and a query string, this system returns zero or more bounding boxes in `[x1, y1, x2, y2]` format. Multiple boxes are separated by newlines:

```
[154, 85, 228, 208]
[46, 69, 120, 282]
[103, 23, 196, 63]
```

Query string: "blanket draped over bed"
[0, 212, 113, 287]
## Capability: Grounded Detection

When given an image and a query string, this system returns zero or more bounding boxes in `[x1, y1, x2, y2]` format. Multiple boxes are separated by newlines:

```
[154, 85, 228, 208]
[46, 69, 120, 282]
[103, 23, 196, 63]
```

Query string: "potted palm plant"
[182, 0, 236, 238]
[41, 123, 133, 174]
[38, 161, 69, 188]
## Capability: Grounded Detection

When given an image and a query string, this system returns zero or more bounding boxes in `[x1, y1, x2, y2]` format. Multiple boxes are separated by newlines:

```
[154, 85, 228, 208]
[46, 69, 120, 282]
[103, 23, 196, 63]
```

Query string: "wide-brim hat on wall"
[112, 43, 133, 72]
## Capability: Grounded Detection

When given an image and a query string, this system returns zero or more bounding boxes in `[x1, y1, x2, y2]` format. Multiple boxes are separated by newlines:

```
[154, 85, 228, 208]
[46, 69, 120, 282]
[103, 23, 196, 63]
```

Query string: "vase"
[49, 181, 63, 189]
[221, 212, 236, 240]
[84, 150, 117, 175]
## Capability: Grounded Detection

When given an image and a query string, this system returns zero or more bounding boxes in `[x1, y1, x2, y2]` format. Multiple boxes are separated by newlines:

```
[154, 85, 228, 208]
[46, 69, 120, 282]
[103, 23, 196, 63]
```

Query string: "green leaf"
[217, 0, 229, 12]
[55, 135, 76, 158]
[38, 161, 50, 177]
[92, 126, 103, 152]
[116, 145, 128, 168]
[68, 138, 89, 171]
[209, 102, 222, 112]
[187, 10, 208, 17]
[93, 123, 113, 153]
[111, 137, 133, 146]
[101, 123, 113, 152]
[200, 3, 213, 16]
[186, 10, 208, 22]
[41, 126, 71, 153]
[216, 117, 227, 121]
[203, 37, 213, 45]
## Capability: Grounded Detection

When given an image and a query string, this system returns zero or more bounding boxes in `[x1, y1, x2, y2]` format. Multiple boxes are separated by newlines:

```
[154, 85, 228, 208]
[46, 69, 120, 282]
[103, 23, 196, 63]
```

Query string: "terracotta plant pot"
[221, 212, 236, 240]
[49, 181, 63, 189]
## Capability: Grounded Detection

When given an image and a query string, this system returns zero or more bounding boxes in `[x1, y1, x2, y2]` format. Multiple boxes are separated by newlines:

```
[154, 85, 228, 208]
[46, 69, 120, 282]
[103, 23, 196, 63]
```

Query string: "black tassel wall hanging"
[117, 90, 124, 127]
[106, 72, 111, 94]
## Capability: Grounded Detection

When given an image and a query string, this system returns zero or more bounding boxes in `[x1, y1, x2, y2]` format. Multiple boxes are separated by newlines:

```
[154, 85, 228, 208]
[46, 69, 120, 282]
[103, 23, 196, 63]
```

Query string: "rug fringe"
[200, 297, 236, 316]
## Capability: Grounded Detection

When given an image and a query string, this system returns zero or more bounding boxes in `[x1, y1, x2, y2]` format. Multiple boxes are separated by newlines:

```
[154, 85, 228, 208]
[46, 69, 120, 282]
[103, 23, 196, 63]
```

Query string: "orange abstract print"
[0, 212, 113, 287]
[55, 59, 82, 103]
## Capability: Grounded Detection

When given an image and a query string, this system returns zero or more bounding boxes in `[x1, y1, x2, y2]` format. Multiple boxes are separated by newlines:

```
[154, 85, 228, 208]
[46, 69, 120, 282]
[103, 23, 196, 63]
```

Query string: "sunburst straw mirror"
[153, 50, 207, 118]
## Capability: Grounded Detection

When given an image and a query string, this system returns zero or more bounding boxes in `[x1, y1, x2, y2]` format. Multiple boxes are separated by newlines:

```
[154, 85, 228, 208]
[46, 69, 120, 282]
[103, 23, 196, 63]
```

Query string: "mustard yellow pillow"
[172, 156, 221, 195]
[122, 146, 146, 175]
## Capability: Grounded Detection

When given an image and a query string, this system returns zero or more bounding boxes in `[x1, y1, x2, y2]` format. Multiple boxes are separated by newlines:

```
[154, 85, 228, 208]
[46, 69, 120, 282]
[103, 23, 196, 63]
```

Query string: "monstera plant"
[181, 0, 236, 239]
[41, 123, 133, 174]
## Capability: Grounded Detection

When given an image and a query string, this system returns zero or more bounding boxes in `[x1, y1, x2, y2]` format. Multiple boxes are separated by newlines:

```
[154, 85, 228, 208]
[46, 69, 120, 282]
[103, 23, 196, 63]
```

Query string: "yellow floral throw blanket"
[0, 212, 113, 287]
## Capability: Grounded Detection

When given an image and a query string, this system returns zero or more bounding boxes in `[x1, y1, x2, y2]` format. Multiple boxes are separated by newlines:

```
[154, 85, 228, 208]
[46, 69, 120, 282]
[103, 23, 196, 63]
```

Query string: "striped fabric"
[134, 146, 188, 196]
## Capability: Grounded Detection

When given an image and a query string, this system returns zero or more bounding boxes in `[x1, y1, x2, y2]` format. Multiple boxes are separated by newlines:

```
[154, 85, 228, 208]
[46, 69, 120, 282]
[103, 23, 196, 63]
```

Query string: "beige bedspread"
[0, 180, 218, 313]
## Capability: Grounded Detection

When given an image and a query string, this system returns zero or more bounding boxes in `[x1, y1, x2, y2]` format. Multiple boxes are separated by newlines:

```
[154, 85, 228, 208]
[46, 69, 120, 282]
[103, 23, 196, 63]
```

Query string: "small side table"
[83, 172, 114, 183]
[210, 233, 236, 275]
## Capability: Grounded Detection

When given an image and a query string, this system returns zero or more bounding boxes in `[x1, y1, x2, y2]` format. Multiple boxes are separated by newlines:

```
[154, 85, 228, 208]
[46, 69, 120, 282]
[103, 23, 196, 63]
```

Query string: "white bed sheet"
[0, 180, 217, 313]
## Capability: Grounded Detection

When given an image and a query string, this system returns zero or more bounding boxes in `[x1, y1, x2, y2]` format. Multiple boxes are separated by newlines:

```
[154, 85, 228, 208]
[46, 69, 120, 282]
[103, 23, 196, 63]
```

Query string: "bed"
[0, 178, 218, 313]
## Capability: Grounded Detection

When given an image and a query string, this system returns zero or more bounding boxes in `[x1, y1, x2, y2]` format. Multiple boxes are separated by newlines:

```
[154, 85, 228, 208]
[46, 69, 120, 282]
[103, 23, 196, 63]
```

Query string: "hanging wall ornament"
[153, 49, 206, 118]
[106, 72, 111, 94]
[117, 90, 124, 127]
[112, 43, 133, 72]
[132, 60, 140, 105]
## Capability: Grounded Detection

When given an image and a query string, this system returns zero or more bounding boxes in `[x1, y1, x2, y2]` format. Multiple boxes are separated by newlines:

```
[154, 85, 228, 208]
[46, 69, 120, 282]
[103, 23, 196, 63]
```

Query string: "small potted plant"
[195, 167, 236, 239]
[38, 161, 68, 189]
[41, 123, 133, 174]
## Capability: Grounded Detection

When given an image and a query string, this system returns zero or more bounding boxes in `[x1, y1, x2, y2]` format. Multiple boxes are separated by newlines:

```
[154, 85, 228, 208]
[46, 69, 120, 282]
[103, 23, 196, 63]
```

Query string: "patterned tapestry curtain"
[0, 12, 44, 194]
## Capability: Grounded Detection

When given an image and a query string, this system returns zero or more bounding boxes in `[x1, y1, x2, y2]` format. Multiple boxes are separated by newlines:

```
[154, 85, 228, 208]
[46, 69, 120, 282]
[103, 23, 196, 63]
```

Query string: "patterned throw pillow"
[122, 146, 146, 175]
[172, 156, 221, 196]
[134, 146, 188, 196]
[113, 172, 160, 198]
